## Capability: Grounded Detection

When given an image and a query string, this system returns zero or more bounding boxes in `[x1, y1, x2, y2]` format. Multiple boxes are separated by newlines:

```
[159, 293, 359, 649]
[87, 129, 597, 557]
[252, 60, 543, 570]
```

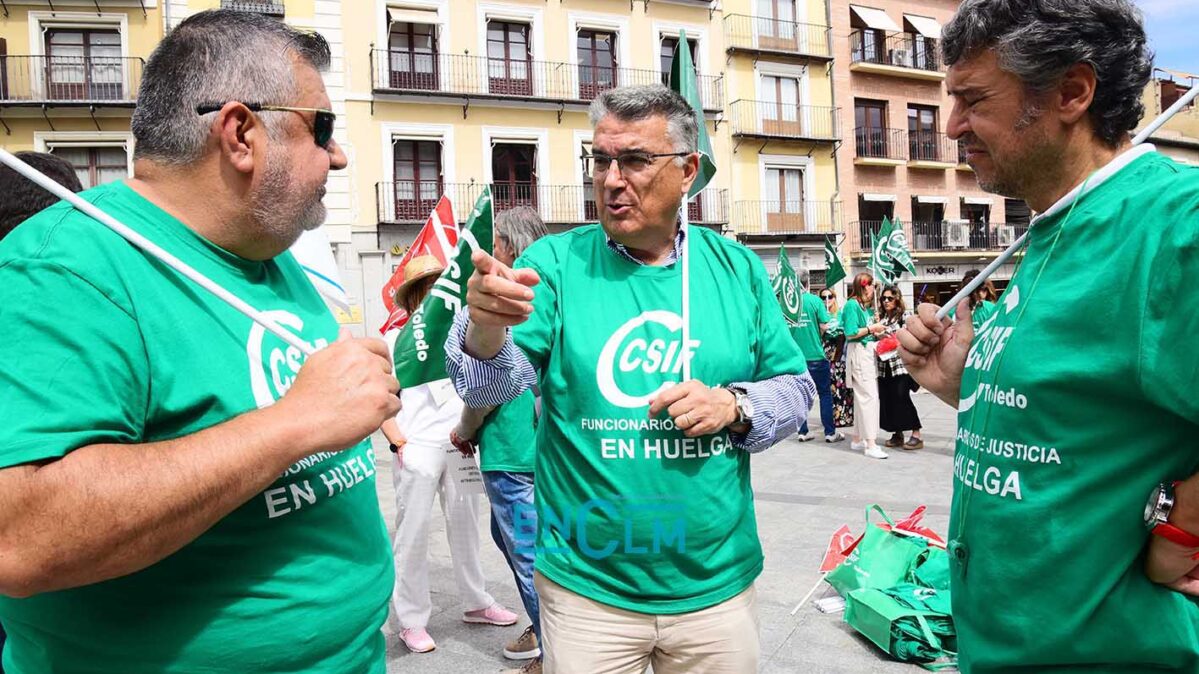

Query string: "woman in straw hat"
[380, 254, 518, 654]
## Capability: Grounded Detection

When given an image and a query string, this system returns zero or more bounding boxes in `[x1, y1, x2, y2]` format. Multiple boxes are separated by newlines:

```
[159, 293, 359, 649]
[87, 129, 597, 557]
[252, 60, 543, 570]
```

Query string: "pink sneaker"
[399, 627, 436, 653]
[463, 603, 518, 626]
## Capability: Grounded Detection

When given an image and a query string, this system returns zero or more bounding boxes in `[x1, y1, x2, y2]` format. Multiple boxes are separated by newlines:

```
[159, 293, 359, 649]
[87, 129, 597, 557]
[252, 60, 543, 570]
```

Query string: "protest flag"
[824, 236, 847, 287]
[869, 218, 896, 285]
[289, 227, 350, 313]
[392, 188, 492, 388]
[669, 30, 716, 197]
[379, 196, 458, 334]
[771, 244, 802, 327]
[881, 218, 916, 277]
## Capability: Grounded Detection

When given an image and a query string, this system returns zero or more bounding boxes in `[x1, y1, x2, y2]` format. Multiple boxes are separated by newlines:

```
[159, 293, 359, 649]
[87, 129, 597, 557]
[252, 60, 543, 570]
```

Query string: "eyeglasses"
[581, 151, 691, 179]
[820, 293, 833, 300]
[882, 296, 896, 302]
[195, 103, 336, 148]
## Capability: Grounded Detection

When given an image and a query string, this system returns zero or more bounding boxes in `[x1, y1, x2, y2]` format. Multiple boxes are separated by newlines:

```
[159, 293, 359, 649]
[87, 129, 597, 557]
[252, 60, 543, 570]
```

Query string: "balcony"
[730, 100, 838, 141]
[849, 31, 944, 81]
[956, 140, 974, 171]
[854, 127, 907, 166]
[220, 0, 285, 16]
[377, 181, 729, 226]
[734, 200, 842, 237]
[907, 131, 958, 169]
[909, 221, 1030, 252]
[723, 14, 832, 60]
[371, 50, 724, 111]
[0, 55, 143, 106]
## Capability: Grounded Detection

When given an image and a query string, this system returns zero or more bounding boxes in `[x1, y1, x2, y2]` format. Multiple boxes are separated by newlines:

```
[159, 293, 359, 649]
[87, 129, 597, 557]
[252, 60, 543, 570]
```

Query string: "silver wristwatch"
[724, 385, 754, 425]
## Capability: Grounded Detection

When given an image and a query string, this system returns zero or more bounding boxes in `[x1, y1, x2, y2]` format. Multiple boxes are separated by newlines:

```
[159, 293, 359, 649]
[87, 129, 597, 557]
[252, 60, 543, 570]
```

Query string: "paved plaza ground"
[374, 392, 958, 674]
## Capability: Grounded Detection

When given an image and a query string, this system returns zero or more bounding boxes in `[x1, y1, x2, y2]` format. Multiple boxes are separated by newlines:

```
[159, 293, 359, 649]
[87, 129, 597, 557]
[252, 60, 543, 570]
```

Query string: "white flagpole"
[0, 148, 315, 356]
[934, 83, 1199, 321]
[681, 198, 692, 381]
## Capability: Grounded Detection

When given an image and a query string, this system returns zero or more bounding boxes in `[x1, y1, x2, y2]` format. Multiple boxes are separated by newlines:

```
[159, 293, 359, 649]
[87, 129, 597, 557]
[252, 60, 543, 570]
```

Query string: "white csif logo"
[595, 310, 700, 408]
[959, 284, 1020, 413]
[246, 311, 328, 409]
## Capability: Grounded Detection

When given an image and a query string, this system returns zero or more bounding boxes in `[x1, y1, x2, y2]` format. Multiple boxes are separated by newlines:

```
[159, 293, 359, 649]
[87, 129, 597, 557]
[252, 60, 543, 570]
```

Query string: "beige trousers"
[535, 572, 759, 674]
[846, 340, 880, 443]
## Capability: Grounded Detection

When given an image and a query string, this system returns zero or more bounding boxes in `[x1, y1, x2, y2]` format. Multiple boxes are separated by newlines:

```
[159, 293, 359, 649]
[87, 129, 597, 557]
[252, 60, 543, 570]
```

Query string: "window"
[388, 22, 438, 90]
[855, 99, 889, 158]
[857, 196, 893, 250]
[1004, 198, 1030, 226]
[908, 105, 939, 161]
[577, 29, 617, 100]
[492, 143, 537, 213]
[765, 166, 805, 232]
[487, 21, 532, 96]
[962, 200, 991, 248]
[757, 0, 797, 47]
[660, 35, 697, 87]
[45, 29, 123, 100]
[1, 38, 8, 99]
[761, 74, 802, 135]
[911, 197, 945, 250]
[392, 139, 442, 221]
[50, 146, 127, 189]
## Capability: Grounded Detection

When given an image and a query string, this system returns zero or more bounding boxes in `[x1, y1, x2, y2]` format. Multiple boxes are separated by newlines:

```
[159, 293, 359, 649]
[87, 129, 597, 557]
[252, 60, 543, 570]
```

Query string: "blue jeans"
[800, 358, 836, 437]
[482, 470, 541, 644]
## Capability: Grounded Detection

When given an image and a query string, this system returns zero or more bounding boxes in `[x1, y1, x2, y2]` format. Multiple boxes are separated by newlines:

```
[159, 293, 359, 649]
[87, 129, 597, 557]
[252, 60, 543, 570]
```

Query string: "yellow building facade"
[1, 0, 843, 333]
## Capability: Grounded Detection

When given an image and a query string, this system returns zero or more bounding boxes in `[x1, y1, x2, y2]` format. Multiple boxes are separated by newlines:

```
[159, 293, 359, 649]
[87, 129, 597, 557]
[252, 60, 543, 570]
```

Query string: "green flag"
[824, 236, 847, 286]
[881, 218, 916, 277]
[668, 30, 716, 198]
[771, 244, 802, 326]
[869, 218, 896, 286]
[393, 188, 493, 388]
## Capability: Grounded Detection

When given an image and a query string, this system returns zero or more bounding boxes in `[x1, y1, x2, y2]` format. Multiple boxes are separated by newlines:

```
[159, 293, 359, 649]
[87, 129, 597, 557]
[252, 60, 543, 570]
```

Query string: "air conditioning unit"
[944, 220, 970, 249]
[995, 225, 1016, 247]
[889, 48, 913, 67]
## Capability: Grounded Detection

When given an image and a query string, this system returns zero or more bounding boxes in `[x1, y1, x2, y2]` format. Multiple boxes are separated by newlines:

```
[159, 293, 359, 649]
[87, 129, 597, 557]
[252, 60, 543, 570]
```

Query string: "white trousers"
[391, 441, 493, 629]
[846, 341, 880, 444]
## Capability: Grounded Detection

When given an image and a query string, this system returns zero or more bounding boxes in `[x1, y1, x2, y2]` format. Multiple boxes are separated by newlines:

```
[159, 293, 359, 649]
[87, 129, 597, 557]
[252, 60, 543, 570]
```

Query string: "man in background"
[0, 151, 82, 241]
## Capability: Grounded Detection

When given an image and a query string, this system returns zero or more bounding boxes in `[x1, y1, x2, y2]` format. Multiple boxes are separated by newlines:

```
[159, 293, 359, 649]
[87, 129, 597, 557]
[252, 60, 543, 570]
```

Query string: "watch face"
[1145, 486, 1161, 529]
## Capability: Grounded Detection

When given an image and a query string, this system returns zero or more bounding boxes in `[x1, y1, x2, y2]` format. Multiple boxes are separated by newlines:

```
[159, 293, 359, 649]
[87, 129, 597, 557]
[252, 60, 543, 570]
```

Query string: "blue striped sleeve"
[445, 308, 537, 409]
[727, 372, 817, 453]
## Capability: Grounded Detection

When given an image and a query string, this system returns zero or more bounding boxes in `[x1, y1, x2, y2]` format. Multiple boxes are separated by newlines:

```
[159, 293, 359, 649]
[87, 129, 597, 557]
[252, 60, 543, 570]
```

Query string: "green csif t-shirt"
[791, 292, 832, 361]
[512, 225, 805, 614]
[478, 389, 537, 473]
[950, 150, 1199, 673]
[949, 299, 997, 331]
[840, 298, 876, 343]
[0, 182, 393, 674]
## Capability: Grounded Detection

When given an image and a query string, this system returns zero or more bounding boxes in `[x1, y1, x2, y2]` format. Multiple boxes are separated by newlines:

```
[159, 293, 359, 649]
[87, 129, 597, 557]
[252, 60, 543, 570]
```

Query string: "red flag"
[379, 196, 458, 334]
[877, 505, 947, 549]
[818, 524, 859, 573]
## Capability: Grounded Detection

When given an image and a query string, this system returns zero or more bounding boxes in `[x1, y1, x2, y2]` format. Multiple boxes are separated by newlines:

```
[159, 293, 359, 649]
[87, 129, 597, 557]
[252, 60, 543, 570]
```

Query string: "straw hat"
[394, 254, 445, 309]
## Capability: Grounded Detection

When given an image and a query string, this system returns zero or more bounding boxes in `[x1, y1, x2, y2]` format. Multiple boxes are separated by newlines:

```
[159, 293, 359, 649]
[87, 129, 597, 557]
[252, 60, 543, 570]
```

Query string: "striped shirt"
[445, 228, 816, 453]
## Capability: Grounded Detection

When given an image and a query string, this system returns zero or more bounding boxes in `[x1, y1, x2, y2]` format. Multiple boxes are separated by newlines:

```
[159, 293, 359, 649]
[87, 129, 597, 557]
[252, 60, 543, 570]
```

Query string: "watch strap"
[1151, 522, 1199, 549]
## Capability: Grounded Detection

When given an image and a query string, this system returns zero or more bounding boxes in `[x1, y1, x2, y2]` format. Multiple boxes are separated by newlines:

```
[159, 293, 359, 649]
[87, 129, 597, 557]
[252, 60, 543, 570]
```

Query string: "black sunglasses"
[882, 296, 896, 301]
[820, 293, 833, 299]
[196, 103, 336, 148]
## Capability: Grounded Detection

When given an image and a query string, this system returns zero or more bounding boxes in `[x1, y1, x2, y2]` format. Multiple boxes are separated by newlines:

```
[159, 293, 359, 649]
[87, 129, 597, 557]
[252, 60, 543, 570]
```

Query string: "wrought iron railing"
[730, 100, 838, 140]
[907, 130, 958, 164]
[911, 221, 1029, 251]
[221, 0, 285, 16]
[0, 55, 143, 103]
[849, 30, 941, 72]
[371, 50, 724, 110]
[854, 127, 907, 160]
[377, 180, 728, 225]
[735, 200, 842, 236]
[723, 14, 832, 58]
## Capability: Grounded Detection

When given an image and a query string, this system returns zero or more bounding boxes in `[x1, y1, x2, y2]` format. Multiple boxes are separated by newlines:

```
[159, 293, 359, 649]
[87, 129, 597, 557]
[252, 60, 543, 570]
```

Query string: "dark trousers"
[800, 358, 836, 437]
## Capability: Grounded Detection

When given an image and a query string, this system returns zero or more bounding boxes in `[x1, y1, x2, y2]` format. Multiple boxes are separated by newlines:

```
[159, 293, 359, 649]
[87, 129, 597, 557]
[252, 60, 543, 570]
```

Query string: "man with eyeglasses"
[0, 11, 400, 674]
[445, 84, 815, 672]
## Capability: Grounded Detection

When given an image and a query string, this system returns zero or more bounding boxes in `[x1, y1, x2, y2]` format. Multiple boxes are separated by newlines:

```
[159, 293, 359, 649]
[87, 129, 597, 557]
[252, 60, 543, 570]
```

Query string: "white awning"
[862, 193, 897, 202]
[916, 195, 948, 204]
[850, 5, 901, 32]
[904, 14, 943, 39]
[388, 7, 439, 24]
[962, 196, 994, 205]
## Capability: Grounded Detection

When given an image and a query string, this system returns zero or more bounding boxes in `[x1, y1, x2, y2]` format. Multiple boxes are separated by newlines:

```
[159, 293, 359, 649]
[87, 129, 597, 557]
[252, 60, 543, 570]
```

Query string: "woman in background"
[820, 288, 854, 430]
[839, 274, 887, 459]
[876, 286, 923, 450]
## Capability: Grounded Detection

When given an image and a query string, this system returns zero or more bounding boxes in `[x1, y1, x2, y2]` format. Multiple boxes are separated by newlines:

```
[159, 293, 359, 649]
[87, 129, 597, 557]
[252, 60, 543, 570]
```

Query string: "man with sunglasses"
[0, 11, 400, 674]
[446, 84, 815, 672]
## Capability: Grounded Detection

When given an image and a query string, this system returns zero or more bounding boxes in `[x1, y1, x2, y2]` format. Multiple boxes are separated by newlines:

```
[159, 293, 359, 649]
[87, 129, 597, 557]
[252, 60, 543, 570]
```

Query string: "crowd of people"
[2, 2, 1199, 674]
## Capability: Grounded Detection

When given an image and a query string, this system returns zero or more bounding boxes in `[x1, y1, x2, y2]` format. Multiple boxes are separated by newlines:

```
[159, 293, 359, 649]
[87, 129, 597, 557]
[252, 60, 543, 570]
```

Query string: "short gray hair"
[942, 0, 1152, 146]
[588, 84, 698, 154]
[495, 206, 549, 258]
[798, 267, 811, 290]
[131, 10, 331, 164]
